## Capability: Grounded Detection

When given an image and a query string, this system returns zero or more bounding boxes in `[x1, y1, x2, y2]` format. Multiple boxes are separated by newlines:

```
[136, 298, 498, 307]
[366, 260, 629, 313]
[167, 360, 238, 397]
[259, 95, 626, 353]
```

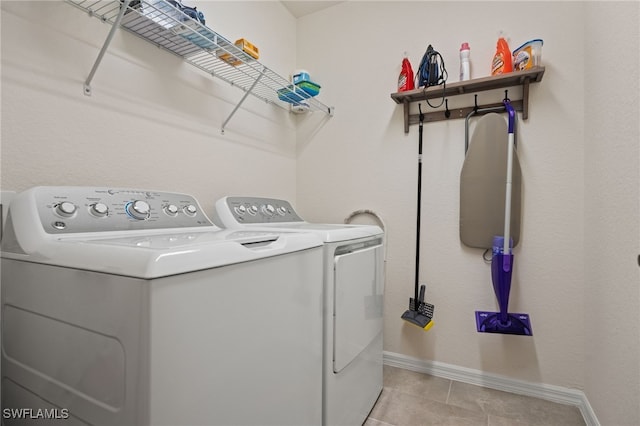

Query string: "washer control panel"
[29, 187, 213, 234]
[222, 197, 303, 224]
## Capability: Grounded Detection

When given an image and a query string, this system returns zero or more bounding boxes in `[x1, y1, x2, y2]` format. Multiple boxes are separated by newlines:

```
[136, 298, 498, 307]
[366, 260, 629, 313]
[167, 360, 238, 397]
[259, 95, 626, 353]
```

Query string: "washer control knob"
[183, 204, 197, 216]
[164, 204, 179, 216]
[90, 202, 109, 218]
[261, 204, 275, 217]
[276, 206, 288, 216]
[55, 201, 77, 218]
[247, 205, 258, 216]
[126, 200, 150, 220]
[234, 205, 247, 216]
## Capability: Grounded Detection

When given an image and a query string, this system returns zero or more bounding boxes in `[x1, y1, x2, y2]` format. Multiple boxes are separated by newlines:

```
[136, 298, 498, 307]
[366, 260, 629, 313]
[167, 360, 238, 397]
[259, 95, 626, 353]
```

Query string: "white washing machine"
[1, 187, 324, 426]
[215, 196, 384, 426]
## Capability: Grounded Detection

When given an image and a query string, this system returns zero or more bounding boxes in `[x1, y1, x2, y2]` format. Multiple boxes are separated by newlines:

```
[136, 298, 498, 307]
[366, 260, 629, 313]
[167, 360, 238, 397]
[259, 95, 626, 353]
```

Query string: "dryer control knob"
[276, 206, 288, 216]
[126, 200, 150, 220]
[55, 201, 77, 218]
[90, 202, 109, 218]
[261, 204, 275, 217]
[247, 205, 258, 215]
[234, 205, 247, 216]
[183, 204, 197, 216]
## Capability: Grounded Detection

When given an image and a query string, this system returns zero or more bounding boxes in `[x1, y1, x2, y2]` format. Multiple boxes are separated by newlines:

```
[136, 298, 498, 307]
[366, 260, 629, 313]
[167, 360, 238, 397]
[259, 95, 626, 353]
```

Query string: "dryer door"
[333, 240, 384, 373]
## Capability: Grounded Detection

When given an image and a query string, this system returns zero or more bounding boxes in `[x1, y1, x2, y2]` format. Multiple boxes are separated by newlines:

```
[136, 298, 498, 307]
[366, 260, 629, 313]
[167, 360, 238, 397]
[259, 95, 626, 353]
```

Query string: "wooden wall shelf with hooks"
[390, 66, 545, 133]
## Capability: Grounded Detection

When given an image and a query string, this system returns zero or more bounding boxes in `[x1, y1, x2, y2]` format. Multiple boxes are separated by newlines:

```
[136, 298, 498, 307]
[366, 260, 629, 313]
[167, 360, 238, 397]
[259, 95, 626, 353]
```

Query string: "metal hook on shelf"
[464, 101, 518, 155]
[503, 90, 510, 103]
[474, 94, 478, 113]
[444, 99, 451, 118]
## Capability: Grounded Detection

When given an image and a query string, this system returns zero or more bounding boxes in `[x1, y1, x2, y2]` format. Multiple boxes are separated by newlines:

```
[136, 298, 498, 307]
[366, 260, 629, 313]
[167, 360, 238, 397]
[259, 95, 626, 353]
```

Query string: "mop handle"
[415, 105, 424, 303]
[503, 100, 516, 263]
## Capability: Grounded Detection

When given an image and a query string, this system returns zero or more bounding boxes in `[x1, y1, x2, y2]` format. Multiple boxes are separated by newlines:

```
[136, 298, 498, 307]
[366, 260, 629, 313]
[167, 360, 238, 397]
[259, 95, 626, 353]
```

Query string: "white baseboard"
[383, 351, 599, 426]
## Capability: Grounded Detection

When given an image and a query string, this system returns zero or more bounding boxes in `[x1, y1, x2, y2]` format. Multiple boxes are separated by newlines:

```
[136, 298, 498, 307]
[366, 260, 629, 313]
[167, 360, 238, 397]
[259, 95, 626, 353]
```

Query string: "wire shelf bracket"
[83, 0, 131, 96]
[221, 66, 266, 135]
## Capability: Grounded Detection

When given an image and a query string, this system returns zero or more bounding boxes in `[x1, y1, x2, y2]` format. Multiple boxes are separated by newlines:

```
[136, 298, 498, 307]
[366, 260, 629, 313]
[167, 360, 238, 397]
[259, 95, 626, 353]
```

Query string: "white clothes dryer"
[1, 187, 324, 426]
[216, 196, 384, 426]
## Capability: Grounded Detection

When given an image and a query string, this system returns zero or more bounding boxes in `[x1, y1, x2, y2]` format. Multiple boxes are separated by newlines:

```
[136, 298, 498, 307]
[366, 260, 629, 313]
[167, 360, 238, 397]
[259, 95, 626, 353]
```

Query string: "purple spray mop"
[475, 100, 532, 336]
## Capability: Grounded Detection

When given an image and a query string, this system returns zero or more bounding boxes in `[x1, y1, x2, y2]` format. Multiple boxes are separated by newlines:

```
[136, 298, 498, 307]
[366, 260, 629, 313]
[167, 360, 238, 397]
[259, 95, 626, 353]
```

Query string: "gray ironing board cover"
[460, 113, 522, 249]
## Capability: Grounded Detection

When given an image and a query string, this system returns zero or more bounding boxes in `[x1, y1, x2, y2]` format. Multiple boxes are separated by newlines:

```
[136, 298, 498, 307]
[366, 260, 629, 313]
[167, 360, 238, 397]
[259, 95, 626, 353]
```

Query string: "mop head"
[401, 297, 434, 331]
[475, 311, 532, 336]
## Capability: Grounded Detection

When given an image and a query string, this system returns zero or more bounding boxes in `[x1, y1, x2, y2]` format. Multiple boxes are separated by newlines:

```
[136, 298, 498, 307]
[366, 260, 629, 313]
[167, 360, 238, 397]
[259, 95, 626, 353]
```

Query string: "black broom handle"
[415, 105, 424, 304]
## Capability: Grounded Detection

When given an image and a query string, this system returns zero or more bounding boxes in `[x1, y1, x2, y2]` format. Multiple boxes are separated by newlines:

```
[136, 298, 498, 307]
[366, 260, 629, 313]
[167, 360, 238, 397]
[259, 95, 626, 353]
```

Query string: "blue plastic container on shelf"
[293, 71, 311, 85]
[277, 86, 311, 104]
[296, 81, 321, 97]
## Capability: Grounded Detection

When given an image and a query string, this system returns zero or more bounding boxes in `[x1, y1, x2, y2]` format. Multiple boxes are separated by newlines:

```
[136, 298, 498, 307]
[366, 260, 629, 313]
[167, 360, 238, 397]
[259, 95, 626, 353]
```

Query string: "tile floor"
[365, 366, 585, 426]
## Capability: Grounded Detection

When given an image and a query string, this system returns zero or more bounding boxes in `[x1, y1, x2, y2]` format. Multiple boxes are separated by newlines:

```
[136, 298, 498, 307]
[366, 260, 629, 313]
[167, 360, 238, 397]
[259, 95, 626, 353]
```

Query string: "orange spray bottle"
[491, 36, 513, 76]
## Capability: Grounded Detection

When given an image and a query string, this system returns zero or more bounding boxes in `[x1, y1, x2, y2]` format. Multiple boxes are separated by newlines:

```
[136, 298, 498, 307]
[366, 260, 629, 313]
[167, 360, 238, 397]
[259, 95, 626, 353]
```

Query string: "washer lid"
[3, 229, 322, 279]
[1, 187, 323, 278]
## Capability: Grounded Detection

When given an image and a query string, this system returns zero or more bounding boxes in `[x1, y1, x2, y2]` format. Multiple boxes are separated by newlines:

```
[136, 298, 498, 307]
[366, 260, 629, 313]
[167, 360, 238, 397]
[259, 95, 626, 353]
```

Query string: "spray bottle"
[491, 35, 513, 76]
[398, 53, 415, 92]
[459, 42, 471, 81]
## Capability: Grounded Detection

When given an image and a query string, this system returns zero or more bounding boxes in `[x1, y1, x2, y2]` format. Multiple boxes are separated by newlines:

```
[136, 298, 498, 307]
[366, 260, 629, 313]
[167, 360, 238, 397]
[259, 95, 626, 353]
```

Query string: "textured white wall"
[1, 1, 299, 216]
[584, 2, 640, 425]
[297, 0, 588, 388]
[296, 1, 639, 422]
[2, 1, 638, 423]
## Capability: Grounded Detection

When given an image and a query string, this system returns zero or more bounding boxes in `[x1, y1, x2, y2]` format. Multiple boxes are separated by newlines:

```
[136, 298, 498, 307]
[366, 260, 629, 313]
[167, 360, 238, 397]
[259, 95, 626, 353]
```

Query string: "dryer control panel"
[21, 187, 213, 234]
[220, 197, 303, 224]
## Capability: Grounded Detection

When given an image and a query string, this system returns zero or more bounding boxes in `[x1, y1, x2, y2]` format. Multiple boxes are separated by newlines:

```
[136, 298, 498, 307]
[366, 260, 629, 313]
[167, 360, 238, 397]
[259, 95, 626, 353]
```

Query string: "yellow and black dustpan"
[402, 284, 434, 331]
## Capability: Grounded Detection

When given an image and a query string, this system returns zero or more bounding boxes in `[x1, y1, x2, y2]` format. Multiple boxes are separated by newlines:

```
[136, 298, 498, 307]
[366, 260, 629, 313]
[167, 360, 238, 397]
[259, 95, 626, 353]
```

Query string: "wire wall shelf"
[67, 0, 333, 133]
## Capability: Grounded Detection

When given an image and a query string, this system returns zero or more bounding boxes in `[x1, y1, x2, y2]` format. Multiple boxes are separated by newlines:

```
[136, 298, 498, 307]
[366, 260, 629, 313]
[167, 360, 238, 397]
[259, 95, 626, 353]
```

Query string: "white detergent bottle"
[459, 42, 471, 81]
